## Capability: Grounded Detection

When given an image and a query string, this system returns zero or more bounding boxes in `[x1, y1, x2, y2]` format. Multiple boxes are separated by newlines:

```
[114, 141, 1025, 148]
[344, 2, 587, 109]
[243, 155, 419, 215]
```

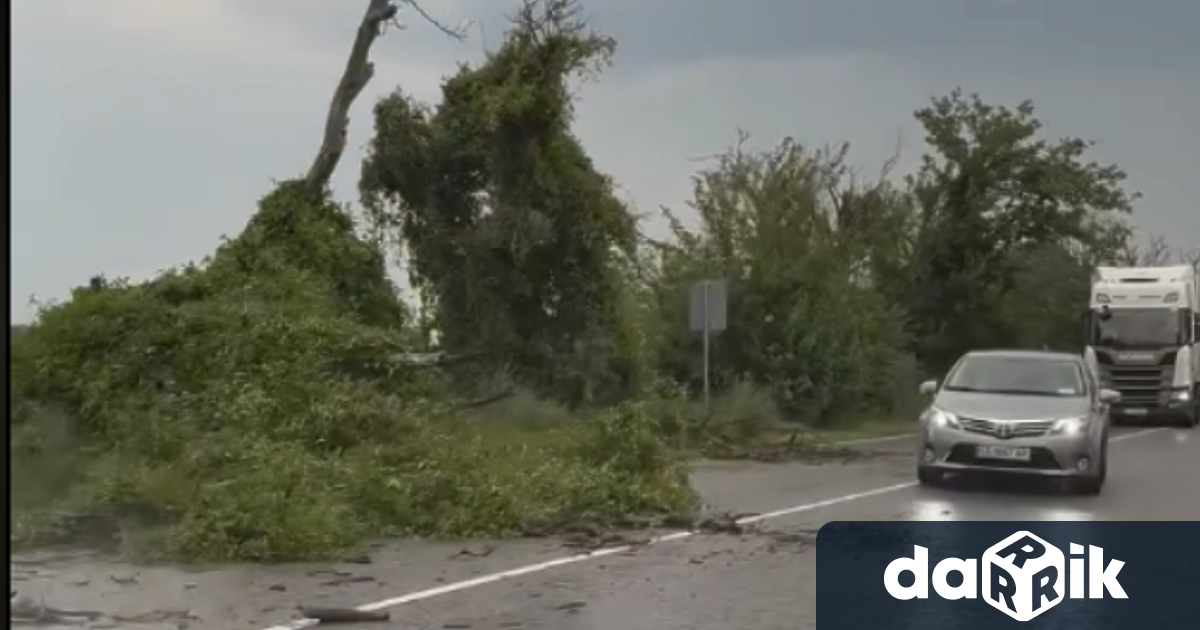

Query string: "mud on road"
[11, 427, 1197, 630]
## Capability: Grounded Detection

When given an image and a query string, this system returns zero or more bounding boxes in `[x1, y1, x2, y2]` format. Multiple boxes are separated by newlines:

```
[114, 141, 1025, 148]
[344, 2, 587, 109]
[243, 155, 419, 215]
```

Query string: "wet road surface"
[11, 426, 1197, 630]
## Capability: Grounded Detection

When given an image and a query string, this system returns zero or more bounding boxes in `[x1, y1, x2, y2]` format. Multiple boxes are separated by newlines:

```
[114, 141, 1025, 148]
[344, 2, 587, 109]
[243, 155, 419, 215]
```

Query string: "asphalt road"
[10, 426, 1198, 630]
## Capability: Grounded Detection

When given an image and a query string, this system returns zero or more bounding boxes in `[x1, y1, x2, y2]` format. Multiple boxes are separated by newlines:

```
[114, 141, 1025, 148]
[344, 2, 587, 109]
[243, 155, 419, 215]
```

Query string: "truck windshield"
[1092, 309, 1181, 347]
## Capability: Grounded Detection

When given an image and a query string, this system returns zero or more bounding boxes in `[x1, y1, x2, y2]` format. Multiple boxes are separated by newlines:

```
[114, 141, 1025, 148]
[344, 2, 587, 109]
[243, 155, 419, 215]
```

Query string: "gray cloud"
[11, 0, 1200, 321]
[226, 0, 1200, 70]
[587, 0, 1200, 70]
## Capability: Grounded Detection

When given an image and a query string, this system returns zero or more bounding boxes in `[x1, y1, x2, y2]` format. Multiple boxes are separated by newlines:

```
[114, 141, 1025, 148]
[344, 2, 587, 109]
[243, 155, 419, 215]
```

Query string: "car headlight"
[924, 408, 960, 429]
[1051, 417, 1088, 435]
[1169, 387, 1191, 402]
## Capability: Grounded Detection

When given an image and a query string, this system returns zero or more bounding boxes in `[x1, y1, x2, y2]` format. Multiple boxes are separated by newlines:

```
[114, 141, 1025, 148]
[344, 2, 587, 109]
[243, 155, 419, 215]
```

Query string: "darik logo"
[883, 531, 1128, 622]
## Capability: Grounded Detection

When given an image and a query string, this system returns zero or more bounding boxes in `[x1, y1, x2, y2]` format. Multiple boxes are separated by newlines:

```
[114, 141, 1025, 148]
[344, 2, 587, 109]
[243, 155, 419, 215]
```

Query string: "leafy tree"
[647, 136, 916, 424]
[361, 0, 642, 406]
[906, 90, 1138, 371]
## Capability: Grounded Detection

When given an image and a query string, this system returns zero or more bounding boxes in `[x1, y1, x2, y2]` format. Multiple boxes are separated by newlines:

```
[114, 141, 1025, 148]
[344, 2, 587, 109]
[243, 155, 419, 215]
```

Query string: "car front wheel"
[1073, 475, 1104, 496]
[917, 467, 943, 486]
[1073, 442, 1107, 495]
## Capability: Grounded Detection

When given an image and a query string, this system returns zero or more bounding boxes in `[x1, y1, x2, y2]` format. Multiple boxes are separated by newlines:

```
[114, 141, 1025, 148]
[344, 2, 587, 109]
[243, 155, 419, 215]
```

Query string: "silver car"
[916, 350, 1120, 495]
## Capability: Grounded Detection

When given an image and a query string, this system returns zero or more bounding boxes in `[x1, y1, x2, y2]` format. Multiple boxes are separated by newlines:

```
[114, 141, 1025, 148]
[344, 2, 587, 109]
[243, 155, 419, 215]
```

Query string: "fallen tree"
[8, 0, 696, 562]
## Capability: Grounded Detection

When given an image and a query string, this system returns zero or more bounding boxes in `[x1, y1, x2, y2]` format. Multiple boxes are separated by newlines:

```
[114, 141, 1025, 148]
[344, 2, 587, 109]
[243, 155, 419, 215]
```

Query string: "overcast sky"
[12, 0, 1200, 322]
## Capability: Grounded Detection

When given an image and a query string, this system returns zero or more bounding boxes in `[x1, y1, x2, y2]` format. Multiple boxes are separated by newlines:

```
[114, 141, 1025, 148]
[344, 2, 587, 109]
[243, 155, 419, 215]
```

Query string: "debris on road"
[11, 592, 196, 624]
[450, 544, 496, 559]
[319, 574, 377, 587]
[554, 601, 587, 613]
[299, 606, 390, 624]
[108, 573, 139, 586]
[694, 512, 756, 535]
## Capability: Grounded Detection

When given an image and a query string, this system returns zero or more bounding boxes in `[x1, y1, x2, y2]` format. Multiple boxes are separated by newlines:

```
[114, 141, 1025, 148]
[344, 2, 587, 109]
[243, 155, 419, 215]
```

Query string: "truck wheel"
[1180, 386, 1199, 428]
[1189, 397, 1199, 428]
[1088, 441, 1107, 494]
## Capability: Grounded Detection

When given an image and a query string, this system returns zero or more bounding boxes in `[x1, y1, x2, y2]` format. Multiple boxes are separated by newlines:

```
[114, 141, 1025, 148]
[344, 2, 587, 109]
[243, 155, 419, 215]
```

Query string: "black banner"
[818, 521, 1198, 628]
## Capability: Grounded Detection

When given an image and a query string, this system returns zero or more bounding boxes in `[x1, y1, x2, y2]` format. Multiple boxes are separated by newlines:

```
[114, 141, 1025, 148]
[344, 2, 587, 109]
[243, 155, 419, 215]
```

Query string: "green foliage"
[361, 0, 640, 407]
[645, 138, 918, 425]
[9, 176, 694, 561]
[906, 90, 1136, 370]
[636, 88, 1141, 425]
[10, 0, 1159, 563]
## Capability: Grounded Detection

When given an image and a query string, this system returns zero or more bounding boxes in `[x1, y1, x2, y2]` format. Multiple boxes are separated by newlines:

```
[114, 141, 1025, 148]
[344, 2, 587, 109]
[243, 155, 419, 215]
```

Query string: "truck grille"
[1099, 364, 1174, 407]
[959, 417, 1054, 439]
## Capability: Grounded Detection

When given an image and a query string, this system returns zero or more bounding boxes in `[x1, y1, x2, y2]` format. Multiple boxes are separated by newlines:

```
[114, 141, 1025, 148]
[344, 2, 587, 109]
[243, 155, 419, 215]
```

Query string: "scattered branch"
[453, 389, 517, 411]
[391, 350, 489, 367]
[299, 607, 389, 624]
[401, 0, 472, 39]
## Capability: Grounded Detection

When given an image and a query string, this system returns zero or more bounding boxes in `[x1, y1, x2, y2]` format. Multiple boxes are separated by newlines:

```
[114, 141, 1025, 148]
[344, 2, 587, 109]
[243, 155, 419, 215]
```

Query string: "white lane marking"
[260, 426, 1167, 629]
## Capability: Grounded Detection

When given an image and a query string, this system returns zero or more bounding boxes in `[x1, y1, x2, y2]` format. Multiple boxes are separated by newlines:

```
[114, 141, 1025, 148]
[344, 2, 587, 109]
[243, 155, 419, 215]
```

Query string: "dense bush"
[9, 184, 695, 561]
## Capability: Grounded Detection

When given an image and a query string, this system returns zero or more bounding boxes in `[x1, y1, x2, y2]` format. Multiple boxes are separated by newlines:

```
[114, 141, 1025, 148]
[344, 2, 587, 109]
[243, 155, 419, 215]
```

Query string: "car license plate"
[975, 445, 1031, 461]
[1123, 408, 1147, 416]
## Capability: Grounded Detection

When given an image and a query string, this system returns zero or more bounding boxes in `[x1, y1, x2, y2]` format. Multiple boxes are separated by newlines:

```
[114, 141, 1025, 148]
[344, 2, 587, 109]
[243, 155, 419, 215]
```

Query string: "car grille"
[958, 417, 1055, 439]
[946, 445, 1061, 470]
[1098, 364, 1174, 408]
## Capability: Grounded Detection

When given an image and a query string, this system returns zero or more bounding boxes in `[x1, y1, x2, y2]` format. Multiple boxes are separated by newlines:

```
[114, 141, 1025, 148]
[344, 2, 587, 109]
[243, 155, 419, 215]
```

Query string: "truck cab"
[1084, 265, 1199, 427]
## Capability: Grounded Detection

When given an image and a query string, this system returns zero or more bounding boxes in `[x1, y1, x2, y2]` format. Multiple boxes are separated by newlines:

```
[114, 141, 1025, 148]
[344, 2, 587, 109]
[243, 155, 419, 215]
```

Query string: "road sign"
[688, 279, 727, 415]
[688, 279, 727, 332]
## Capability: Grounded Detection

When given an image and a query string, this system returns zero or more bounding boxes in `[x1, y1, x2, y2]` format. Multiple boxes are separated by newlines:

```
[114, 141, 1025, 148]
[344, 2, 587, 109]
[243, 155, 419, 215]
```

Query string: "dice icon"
[981, 531, 1065, 621]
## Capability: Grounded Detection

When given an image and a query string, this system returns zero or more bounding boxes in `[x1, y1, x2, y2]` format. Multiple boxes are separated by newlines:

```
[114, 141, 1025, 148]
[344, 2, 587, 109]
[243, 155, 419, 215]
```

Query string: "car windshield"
[944, 356, 1085, 397]
[1092, 308, 1182, 348]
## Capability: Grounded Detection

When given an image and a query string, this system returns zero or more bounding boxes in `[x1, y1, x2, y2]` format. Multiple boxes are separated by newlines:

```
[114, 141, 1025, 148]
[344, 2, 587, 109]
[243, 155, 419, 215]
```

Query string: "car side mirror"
[919, 380, 939, 396]
[1099, 389, 1121, 404]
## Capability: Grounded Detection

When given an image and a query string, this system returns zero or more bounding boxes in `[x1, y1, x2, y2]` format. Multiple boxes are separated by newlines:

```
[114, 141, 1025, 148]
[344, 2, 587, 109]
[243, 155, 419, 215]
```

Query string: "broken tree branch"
[299, 607, 389, 624]
[304, 0, 395, 191]
[452, 388, 517, 410]
[304, 0, 467, 192]
[390, 350, 490, 367]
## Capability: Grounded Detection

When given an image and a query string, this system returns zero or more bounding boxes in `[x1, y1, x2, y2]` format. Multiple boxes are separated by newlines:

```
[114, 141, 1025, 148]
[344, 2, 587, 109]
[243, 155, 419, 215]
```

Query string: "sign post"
[689, 279, 727, 415]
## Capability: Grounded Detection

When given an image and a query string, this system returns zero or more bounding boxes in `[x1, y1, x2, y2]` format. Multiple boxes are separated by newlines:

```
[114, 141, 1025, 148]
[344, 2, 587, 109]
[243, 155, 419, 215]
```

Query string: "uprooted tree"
[9, 0, 695, 562]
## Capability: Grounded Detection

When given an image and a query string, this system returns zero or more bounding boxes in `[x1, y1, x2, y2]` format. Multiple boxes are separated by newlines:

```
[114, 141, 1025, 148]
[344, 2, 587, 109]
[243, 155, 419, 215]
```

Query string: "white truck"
[1084, 265, 1199, 427]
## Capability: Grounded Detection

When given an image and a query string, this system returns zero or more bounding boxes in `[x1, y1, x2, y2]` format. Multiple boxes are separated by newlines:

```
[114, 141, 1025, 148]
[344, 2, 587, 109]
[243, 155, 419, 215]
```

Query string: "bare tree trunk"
[1120, 232, 1174, 267]
[303, 0, 400, 191]
[1184, 247, 1200, 270]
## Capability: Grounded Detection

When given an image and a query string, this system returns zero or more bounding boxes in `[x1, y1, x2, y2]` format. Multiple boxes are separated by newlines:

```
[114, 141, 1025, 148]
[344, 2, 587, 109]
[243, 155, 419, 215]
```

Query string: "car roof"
[962, 349, 1084, 363]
